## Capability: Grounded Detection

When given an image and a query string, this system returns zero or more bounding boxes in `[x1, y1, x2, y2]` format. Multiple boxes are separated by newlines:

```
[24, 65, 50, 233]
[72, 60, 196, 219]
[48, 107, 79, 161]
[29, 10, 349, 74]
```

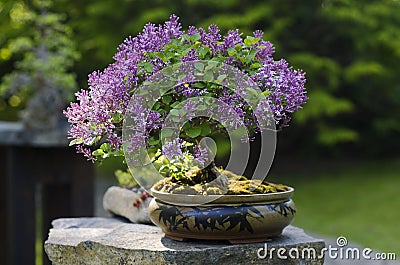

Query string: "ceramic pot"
[148, 187, 296, 243]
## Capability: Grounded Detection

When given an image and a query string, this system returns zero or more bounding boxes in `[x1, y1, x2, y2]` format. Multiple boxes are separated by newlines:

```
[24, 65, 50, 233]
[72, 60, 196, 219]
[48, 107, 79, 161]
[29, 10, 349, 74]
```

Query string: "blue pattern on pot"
[149, 198, 296, 243]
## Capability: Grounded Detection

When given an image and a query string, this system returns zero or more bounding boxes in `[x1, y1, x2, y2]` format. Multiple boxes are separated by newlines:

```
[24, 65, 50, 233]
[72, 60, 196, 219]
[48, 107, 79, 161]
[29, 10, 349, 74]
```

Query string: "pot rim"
[150, 186, 294, 206]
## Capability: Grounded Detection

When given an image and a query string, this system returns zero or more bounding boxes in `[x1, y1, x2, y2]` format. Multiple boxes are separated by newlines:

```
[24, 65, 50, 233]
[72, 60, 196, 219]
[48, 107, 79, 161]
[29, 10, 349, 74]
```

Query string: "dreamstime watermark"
[257, 236, 397, 261]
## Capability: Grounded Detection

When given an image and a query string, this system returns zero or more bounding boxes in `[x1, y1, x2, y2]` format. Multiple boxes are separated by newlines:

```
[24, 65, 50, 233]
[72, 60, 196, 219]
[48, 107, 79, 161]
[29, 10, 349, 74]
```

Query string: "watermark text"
[257, 236, 396, 261]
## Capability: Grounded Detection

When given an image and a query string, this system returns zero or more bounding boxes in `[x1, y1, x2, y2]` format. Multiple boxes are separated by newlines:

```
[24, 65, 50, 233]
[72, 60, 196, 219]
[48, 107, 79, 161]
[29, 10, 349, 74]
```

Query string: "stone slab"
[45, 217, 325, 265]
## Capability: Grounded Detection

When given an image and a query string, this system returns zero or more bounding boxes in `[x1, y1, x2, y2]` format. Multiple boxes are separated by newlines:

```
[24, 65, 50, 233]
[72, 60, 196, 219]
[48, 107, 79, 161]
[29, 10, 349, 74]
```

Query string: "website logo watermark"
[257, 236, 397, 261]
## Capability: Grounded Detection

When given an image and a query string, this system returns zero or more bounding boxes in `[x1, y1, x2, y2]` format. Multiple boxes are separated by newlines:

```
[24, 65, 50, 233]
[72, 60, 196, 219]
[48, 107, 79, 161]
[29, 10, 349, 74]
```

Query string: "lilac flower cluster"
[252, 59, 307, 126]
[193, 145, 209, 166]
[64, 15, 307, 161]
[162, 139, 184, 160]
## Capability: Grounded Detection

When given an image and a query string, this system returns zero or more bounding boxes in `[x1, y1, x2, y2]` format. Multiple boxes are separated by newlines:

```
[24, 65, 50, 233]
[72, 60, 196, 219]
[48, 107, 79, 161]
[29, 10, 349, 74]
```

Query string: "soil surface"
[153, 166, 289, 195]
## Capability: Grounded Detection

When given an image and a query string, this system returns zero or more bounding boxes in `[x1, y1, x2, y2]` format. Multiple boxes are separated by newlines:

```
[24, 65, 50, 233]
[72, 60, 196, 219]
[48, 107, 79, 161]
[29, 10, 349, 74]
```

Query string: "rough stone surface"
[103, 186, 152, 224]
[45, 217, 325, 265]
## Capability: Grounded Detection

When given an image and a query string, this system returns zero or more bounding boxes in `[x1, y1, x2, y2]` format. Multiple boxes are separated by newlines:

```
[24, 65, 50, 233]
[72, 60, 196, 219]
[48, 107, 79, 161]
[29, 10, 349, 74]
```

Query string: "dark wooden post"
[40, 147, 94, 265]
[0, 146, 12, 265]
[5, 147, 37, 265]
[0, 122, 94, 265]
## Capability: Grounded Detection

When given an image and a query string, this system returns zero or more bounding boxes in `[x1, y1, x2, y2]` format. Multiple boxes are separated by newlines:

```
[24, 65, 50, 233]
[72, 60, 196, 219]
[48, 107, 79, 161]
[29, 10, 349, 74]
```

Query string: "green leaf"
[182, 47, 193, 56]
[152, 102, 161, 110]
[138, 61, 154, 73]
[100, 143, 111, 152]
[162, 95, 172, 104]
[200, 123, 212, 136]
[109, 149, 124, 157]
[183, 141, 194, 147]
[197, 46, 211, 58]
[245, 49, 258, 64]
[205, 61, 218, 72]
[190, 33, 201, 42]
[194, 82, 206, 89]
[204, 71, 214, 82]
[185, 126, 202, 138]
[227, 47, 236, 56]
[169, 108, 180, 117]
[262, 91, 271, 97]
[244, 36, 260, 46]
[171, 115, 181, 122]
[155, 51, 169, 62]
[194, 61, 205, 72]
[111, 113, 123, 123]
[250, 62, 262, 69]
[155, 52, 165, 59]
[161, 128, 174, 138]
[144, 63, 153, 73]
[170, 101, 180, 108]
[69, 138, 83, 146]
[163, 67, 174, 77]
[92, 149, 104, 157]
[181, 34, 191, 42]
[235, 44, 243, 51]
[217, 74, 227, 81]
[148, 138, 160, 146]
[182, 122, 191, 131]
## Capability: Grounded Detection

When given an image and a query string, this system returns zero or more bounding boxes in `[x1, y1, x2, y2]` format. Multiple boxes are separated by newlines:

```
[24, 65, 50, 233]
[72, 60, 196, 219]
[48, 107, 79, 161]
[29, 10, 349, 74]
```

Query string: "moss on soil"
[153, 166, 289, 195]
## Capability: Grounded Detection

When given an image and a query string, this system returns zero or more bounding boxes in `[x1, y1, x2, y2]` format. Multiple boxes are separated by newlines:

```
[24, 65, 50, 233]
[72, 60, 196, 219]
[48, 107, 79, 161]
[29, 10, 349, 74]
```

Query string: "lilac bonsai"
[64, 15, 307, 194]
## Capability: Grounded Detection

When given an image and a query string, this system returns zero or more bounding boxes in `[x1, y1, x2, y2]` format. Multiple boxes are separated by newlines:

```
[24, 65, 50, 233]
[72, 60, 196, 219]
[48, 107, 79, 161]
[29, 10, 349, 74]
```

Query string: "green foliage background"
[1, 0, 399, 157]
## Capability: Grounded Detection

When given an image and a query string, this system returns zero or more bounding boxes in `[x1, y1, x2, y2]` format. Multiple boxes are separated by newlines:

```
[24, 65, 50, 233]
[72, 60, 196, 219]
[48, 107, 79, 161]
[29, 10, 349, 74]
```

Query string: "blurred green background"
[1, 0, 399, 259]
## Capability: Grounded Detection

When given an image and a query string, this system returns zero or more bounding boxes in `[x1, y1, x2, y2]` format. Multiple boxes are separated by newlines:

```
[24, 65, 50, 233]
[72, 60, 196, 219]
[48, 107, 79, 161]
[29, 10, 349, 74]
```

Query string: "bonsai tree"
[65, 15, 307, 194]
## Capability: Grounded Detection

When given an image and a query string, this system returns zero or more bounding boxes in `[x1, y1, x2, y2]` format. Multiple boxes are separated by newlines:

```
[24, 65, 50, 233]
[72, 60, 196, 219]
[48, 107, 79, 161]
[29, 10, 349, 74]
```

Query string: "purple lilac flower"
[254, 98, 274, 129]
[251, 59, 307, 126]
[216, 100, 244, 130]
[125, 132, 148, 166]
[182, 98, 198, 120]
[194, 145, 209, 167]
[164, 14, 183, 38]
[147, 111, 162, 130]
[65, 15, 307, 162]
[107, 134, 123, 150]
[187, 26, 199, 36]
[76, 145, 94, 162]
[217, 90, 246, 118]
[125, 98, 148, 132]
[252, 30, 275, 63]
[181, 49, 199, 62]
[223, 29, 243, 49]
[200, 25, 222, 54]
[162, 139, 184, 159]
[128, 133, 147, 152]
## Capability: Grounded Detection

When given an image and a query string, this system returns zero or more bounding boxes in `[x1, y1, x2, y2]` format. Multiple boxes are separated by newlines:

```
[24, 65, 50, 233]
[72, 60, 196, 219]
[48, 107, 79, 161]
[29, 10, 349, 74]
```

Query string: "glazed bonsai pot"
[148, 187, 296, 243]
